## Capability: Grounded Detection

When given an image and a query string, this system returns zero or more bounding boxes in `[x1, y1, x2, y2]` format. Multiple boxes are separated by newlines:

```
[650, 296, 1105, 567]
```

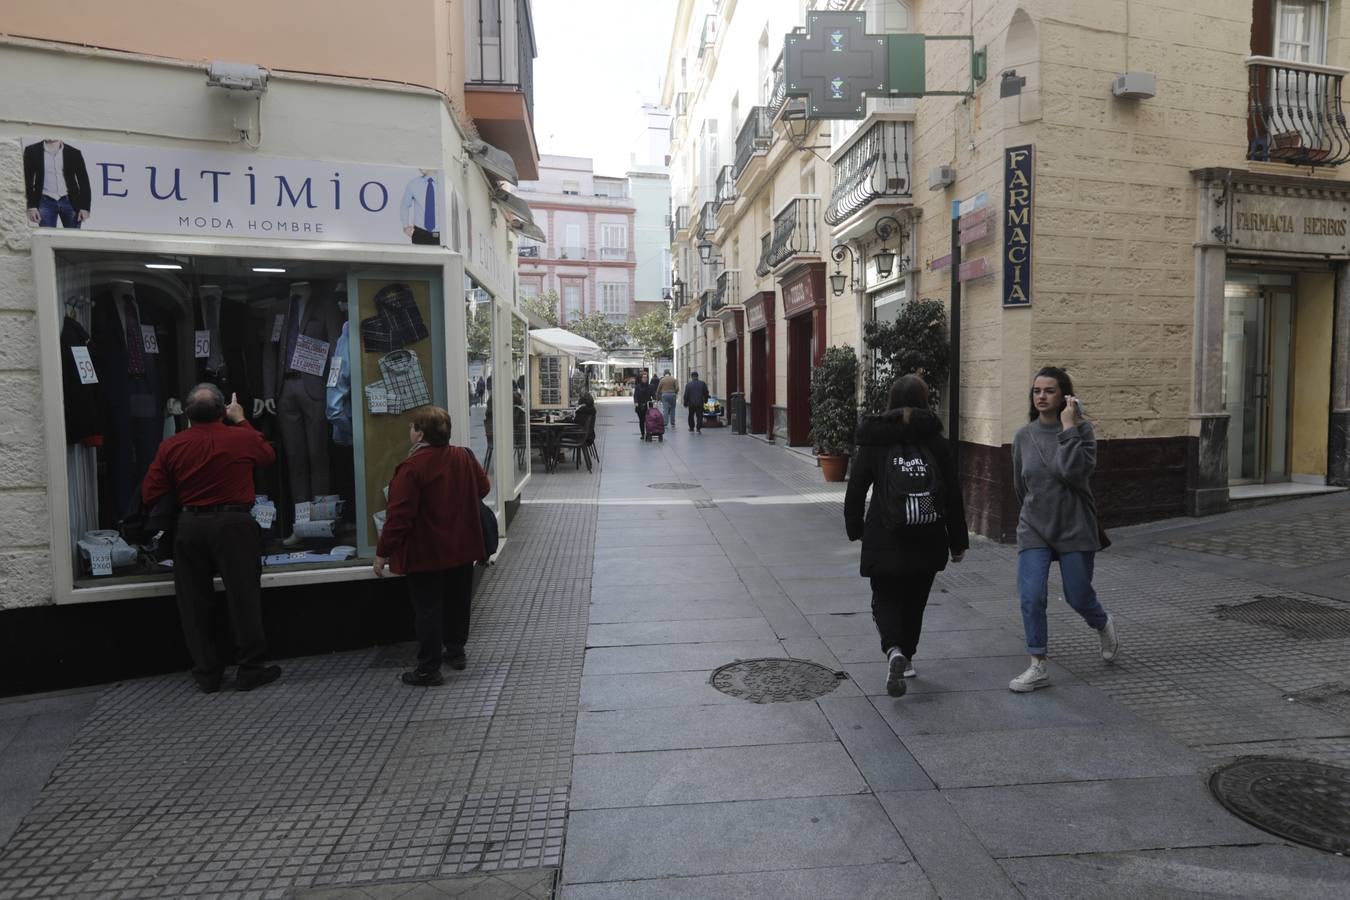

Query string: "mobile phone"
[1073, 399, 1087, 417]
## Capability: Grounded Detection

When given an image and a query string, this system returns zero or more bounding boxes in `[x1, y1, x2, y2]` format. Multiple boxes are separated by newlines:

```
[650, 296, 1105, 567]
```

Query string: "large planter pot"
[819, 454, 849, 482]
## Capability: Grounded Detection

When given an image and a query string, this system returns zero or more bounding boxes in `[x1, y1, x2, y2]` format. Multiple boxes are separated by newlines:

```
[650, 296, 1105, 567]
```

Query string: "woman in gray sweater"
[1009, 367, 1119, 692]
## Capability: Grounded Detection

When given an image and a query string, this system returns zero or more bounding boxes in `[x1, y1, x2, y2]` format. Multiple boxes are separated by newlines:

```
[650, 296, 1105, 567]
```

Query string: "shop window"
[465, 278, 497, 512]
[55, 249, 447, 587]
[511, 314, 531, 491]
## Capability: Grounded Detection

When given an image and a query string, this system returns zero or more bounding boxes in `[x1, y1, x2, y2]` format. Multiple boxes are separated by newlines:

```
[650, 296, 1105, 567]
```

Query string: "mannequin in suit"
[265, 282, 340, 529]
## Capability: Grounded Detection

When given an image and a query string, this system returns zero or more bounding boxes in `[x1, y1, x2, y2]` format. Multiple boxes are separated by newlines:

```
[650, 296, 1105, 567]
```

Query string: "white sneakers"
[1008, 659, 1050, 692]
[1099, 615, 1119, 662]
[903, 659, 917, 678]
[885, 648, 908, 697]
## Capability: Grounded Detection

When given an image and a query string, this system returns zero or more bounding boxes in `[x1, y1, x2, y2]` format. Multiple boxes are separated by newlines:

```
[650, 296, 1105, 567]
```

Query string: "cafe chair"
[558, 417, 597, 472]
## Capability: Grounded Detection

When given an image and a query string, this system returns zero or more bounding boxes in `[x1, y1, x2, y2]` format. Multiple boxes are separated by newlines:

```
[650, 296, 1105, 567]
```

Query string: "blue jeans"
[1017, 548, 1108, 656]
[661, 392, 676, 426]
[38, 196, 81, 228]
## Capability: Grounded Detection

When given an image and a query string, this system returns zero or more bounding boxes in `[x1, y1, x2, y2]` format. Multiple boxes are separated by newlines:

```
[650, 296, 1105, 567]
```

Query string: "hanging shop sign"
[1227, 186, 1350, 257]
[1003, 144, 1034, 307]
[744, 291, 775, 332]
[782, 264, 826, 319]
[19, 137, 444, 246]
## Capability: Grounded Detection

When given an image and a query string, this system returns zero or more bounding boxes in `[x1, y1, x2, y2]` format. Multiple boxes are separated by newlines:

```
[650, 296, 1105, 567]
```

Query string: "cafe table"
[530, 416, 575, 473]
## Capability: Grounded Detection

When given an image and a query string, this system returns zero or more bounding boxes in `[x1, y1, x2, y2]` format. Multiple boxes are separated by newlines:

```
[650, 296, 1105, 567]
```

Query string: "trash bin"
[729, 392, 747, 435]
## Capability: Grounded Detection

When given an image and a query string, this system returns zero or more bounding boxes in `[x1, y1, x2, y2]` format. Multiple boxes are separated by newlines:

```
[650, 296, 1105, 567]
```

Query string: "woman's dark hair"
[578, 392, 595, 407]
[887, 374, 929, 413]
[1027, 366, 1074, 421]
[410, 405, 452, 446]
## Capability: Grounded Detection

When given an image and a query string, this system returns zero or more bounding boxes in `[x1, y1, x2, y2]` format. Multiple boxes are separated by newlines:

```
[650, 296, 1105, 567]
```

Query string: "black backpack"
[879, 443, 944, 528]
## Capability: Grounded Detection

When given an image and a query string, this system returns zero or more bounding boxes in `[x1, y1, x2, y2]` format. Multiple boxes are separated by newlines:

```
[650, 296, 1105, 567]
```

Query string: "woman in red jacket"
[374, 405, 491, 686]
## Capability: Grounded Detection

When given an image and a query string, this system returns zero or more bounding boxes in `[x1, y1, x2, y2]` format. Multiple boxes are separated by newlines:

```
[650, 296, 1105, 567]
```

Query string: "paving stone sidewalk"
[3, 399, 1350, 898]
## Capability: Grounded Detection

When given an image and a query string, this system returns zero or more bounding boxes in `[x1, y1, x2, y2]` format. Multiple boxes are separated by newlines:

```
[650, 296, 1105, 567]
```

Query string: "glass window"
[601, 283, 627, 318]
[563, 283, 582, 322]
[55, 249, 446, 587]
[1275, 1, 1326, 63]
[465, 278, 496, 511]
[600, 224, 627, 259]
[511, 314, 530, 491]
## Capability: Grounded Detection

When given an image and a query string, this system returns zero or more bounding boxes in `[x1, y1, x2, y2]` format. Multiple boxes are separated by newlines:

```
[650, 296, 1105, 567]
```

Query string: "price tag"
[271, 314, 285, 342]
[89, 546, 113, 576]
[367, 384, 388, 414]
[70, 346, 98, 384]
[294, 501, 312, 524]
[194, 330, 211, 359]
[140, 325, 160, 354]
[327, 358, 342, 388]
[289, 336, 330, 377]
[252, 505, 276, 529]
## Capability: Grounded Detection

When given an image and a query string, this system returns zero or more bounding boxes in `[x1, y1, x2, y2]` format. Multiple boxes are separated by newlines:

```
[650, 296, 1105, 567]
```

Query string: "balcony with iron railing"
[1247, 56, 1350, 168]
[673, 204, 692, 238]
[598, 246, 634, 261]
[734, 106, 774, 180]
[556, 245, 587, 261]
[716, 165, 737, 206]
[698, 14, 718, 60]
[697, 292, 710, 322]
[756, 232, 772, 278]
[465, 0, 538, 178]
[767, 197, 820, 270]
[712, 269, 740, 312]
[826, 119, 913, 225]
[697, 201, 718, 240]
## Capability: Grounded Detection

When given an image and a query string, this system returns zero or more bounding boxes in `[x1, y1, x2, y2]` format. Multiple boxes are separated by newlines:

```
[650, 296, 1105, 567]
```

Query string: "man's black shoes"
[235, 665, 282, 692]
[192, 672, 223, 694]
[444, 646, 467, 670]
[401, 669, 444, 687]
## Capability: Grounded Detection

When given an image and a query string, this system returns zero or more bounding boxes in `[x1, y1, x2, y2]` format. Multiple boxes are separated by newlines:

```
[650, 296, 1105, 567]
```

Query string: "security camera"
[206, 62, 269, 96]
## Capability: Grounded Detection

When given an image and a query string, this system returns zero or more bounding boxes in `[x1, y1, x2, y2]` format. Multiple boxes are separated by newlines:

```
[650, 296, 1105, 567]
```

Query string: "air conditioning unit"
[928, 165, 956, 191]
[1112, 72, 1157, 100]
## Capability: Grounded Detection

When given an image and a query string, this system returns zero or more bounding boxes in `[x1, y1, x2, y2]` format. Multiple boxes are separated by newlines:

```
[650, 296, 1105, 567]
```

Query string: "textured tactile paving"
[1216, 595, 1350, 639]
[0, 464, 599, 898]
[1210, 756, 1350, 854]
[710, 658, 847, 703]
[1162, 507, 1350, 568]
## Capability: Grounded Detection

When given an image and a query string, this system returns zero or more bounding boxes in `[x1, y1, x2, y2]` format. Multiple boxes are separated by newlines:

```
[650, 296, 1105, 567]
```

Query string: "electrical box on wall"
[1112, 72, 1157, 100]
[928, 166, 957, 191]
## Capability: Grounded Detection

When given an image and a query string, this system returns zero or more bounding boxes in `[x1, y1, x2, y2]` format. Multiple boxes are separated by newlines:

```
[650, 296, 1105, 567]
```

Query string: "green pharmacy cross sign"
[784, 12, 982, 120]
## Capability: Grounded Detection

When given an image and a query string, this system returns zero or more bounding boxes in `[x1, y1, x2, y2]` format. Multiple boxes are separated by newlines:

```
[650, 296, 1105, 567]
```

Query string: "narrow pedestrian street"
[2, 398, 1349, 899]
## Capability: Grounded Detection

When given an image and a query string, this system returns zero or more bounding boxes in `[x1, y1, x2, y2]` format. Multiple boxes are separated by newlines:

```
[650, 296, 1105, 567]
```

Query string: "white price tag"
[252, 505, 276, 529]
[327, 358, 342, 388]
[194, 330, 211, 359]
[89, 547, 113, 576]
[367, 384, 388, 414]
[70, 345, 98, 384]
[271, 314, 285, 342]
[290, 336, 330, 377]
[294, 501, 312, 524]
[140, 324, 160, 354]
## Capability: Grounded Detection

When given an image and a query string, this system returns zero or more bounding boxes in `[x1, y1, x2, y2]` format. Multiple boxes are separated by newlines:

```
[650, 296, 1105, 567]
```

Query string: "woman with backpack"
[845, 375, 969, 697]
[1008, 366, 1118, 694]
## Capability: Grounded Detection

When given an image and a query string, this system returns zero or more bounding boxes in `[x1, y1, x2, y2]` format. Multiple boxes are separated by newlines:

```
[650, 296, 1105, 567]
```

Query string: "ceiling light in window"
[144, 263, 183, 270]
[252, 267, 287, 273]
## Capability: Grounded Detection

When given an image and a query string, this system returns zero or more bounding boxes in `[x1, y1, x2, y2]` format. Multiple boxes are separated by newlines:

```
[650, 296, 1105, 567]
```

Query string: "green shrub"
[862, 299, 949, 415]
[809, 345, 859, 455]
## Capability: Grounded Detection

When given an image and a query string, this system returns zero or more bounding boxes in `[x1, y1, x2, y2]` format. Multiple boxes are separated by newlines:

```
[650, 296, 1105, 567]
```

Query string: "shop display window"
[55, 249, 447, 586]
[465, 278, 497, 511]
[511, 313, 531, 492]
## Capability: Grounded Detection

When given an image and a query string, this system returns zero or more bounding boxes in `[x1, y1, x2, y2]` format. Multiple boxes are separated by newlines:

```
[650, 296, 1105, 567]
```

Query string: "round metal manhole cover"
[1209, 756, 1350, 854]
[647, 482, 700, 490]
[709, 658, 846, 703]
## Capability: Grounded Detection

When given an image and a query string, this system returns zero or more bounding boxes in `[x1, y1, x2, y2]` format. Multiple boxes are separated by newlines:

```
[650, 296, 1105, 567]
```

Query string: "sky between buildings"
[531, 0, 676, 176]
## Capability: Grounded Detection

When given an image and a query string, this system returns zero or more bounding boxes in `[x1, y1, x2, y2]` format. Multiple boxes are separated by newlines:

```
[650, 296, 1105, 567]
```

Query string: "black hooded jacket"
[844, 407, 969, 576]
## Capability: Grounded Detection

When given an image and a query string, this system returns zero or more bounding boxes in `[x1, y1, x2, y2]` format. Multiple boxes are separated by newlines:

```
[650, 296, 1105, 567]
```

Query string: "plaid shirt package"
[379, 349, 432, 410]
[359, 283, 428, 352]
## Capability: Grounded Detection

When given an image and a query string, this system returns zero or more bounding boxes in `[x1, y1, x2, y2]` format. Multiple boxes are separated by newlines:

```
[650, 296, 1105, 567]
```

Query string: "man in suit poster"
[24, 138, 92, 228]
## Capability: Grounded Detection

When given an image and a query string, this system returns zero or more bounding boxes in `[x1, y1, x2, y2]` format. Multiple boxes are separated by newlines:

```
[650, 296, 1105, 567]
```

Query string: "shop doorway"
[726, 338, 741, 395]
[750, 330, 767, 433]
[787, 314, 813, 446]
[1223, 273, 1294, 484]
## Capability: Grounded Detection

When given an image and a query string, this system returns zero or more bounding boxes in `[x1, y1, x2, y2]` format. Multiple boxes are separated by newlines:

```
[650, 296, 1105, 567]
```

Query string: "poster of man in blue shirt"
[400, 168, 441, 245]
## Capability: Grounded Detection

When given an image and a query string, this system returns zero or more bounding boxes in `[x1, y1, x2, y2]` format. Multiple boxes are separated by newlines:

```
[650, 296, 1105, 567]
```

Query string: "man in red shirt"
[143, 383, 279, 693]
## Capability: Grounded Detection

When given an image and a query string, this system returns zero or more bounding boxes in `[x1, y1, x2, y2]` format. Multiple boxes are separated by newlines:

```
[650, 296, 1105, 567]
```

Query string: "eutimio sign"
[20, 137, 444, 246]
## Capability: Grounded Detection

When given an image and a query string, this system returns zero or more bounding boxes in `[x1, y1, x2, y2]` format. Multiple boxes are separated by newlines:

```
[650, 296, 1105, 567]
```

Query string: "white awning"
[528, 328, 603, 361]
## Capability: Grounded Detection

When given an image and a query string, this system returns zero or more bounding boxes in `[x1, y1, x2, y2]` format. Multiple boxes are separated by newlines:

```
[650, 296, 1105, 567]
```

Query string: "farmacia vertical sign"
[1003, 145, 1033, 308]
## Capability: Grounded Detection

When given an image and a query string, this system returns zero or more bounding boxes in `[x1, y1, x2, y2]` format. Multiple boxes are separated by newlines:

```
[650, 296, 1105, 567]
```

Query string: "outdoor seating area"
[529, 405, 599, 473]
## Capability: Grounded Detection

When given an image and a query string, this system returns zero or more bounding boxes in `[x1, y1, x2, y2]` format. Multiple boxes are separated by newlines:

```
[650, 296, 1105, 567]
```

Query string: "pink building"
[517, 155, 636, 325]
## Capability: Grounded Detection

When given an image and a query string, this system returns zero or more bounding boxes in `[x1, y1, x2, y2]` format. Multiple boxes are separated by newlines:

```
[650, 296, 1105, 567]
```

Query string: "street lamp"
[872, 215, 908, 279]
[829, 244, 855, 297]
[697, 238, 715, 263]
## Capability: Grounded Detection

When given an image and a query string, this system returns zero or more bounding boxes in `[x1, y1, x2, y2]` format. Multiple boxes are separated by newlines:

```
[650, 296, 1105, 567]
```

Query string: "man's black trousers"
[173, 509, 267, 676]
[687, 404, 701, 432]
[869, 572, 938, 659]
[406, 564, 474, 671]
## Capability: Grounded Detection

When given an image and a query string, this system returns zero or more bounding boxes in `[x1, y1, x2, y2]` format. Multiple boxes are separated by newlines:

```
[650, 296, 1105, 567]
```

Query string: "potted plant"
[809, 345, 859, 482]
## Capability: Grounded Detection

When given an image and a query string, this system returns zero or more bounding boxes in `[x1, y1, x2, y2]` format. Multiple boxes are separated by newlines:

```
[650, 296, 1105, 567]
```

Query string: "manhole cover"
[1215, 595, 1350, 639]
[1210, 756, 1350, 854]
[648, 482, 700, 490]
[709, 658, 846, 703]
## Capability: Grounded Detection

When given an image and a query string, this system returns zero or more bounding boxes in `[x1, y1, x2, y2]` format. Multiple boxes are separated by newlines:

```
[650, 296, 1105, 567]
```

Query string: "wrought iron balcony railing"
[697, 201, 718, 240]
[467, 0, 536, 121]
[674, 205, 691, 234]
[768, 197, 819, 269]
[557, 245, 586, 260]
[1247, 56, 1350, 168]
[734, 107, 774, 179]
[716, 165, 737, 206]
[698, 14, 718, 59]
[769, 53, 787, 116]
[826, 120, 913, 225]
[712, 270, 740, 312]
[697, 293, 710, 322]
[756, 232, 772, 278]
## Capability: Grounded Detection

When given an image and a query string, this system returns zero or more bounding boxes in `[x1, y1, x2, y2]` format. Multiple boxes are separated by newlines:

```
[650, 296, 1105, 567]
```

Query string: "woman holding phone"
[1009, 366, 1119, 693]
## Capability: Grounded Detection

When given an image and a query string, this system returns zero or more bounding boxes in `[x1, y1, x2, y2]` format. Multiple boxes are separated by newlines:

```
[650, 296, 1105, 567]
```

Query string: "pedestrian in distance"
[656, 369, 680, 429]
[374, 406, 491, 686]
[682, 370, 709, 433]
[845, 375, 969, 697]
[1009, 366, 1119, 693]
[141, 384, 280, 694]
[633, 372, 655, 438]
